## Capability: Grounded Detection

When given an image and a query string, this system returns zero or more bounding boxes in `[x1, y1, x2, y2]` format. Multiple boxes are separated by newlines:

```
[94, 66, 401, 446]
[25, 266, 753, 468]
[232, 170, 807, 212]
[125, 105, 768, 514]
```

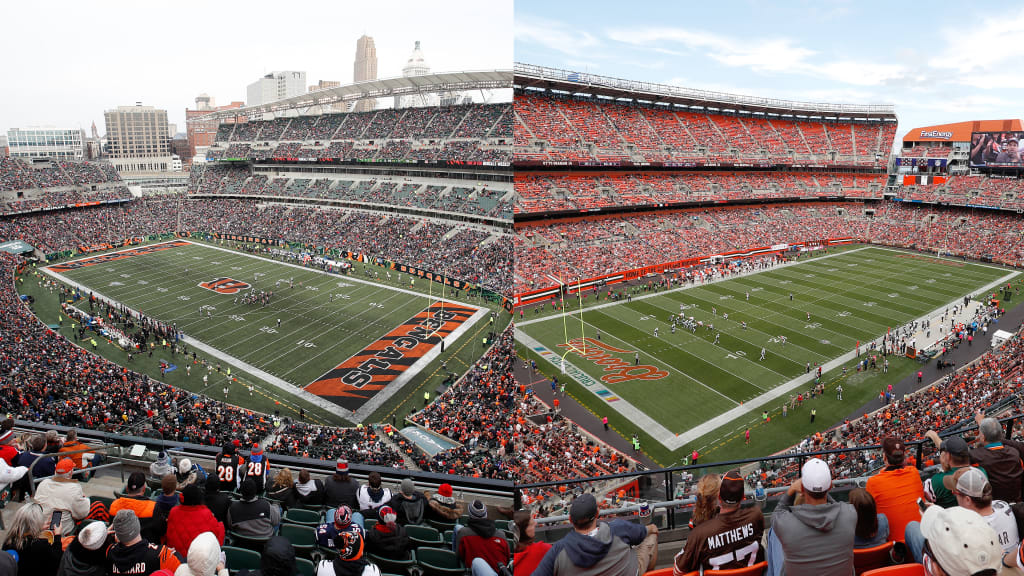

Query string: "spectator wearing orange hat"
[33, 457, 91, 534]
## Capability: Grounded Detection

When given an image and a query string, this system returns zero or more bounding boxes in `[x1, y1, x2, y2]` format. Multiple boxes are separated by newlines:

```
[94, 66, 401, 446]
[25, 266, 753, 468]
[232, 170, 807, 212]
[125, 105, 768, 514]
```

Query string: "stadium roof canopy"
[203, 70, 512, 122]
[515, 63, 897, 121]
[903, 119, 1022, 143]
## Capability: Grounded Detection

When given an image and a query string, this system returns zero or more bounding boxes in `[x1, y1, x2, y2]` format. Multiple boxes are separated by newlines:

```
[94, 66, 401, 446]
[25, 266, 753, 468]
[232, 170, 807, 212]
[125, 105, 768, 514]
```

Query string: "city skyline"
[0, 0, 511, 136]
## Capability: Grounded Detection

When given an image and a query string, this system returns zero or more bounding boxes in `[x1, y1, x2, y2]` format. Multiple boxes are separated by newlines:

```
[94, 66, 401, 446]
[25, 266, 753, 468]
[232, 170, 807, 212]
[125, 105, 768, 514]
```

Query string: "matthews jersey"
[674, 506, 765, 575]
[215, 453, 245, 490]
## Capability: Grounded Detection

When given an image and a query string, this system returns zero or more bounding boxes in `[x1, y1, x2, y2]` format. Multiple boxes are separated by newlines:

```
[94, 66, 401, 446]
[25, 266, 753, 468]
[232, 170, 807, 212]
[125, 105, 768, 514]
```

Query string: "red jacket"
[164, 504, 225, 555]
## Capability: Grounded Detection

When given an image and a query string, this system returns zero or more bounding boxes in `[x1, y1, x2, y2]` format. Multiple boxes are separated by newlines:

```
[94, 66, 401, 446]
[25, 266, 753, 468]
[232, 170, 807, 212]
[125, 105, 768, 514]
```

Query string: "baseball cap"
[920, 505, 1002, 576]
[881, 437, 906, 465]
[55, 458, 75, 475]
[938, 436, 969, 459]
[719, 469, 745, 505]
[569, 493, 598, 525]
[943, 467, 991, 499]
[801, 458, 831, 493]
[126, 472, 147, 493]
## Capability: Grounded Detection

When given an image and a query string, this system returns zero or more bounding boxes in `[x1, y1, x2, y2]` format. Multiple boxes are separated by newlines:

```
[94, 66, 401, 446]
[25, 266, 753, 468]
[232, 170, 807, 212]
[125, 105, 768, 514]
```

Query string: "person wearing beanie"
[55, 520, 111, 576]
[365, 506, 411, 560]
[293, 469, 324, 508]
[237, 536, 297, 576]
[0, 429, 21, 467]
[453, 499, 510, 574]
[316, 505, 364, 554]
[151, 451, 176, 481]
[214, 443, 245, 492]
[34, 457, 91, 535]
[176, 458, 208, 491]
[532, 493, 658, 576]
[356, 472, 392, 521]
[111, 471, 167, 543]
[173, 531, 228, 576]
[227, 479, 281, 542]
[165, 485, 225, 558]
[425, 483, 464, 524]
[865, 436, 924, 543]
[106, 509, 183, 575]
[512, 510, 550, 576]
[244, 444, 270, 493]
[204, 475, 232, 525]
[314, 530, 381, 576]
[385, 478, 427, 526]
[674, 469, 764, 574]
[323, 459, 360, 514]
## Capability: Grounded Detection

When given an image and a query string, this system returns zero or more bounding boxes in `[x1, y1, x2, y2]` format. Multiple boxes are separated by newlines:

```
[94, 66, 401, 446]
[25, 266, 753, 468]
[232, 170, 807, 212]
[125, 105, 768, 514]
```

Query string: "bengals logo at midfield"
[199, 277, 251, 294]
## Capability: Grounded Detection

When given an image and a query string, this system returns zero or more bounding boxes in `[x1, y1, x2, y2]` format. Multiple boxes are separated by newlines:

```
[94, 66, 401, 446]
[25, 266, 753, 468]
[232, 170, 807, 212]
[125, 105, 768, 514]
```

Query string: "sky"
[0, 0, 512, 137]
[515, 0, 1024, 147]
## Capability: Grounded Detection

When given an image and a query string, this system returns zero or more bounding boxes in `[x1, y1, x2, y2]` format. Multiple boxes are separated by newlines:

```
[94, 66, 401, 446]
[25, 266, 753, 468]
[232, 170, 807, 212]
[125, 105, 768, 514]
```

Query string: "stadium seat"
[861, 564, 925, 576]
[295, 557, 315, 576]
[427, 518, 456, 532]
[855, 541, 895, 575]
[278, 523, 316, 557]
[406, 524, 444, 548]
[415, 548, 464, 576]
[223, 546, 262, 572]
[283, 508, 321, 527]
[368, 551, 416, 574]
[363, 518, 377, 532]
[676, 560, 768, 576]
[226, 531, 272, 552]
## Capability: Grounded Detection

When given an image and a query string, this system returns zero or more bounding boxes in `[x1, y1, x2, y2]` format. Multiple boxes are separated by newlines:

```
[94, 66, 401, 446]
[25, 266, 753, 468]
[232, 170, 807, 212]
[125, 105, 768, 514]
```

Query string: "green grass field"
[517, 246, 1019, 466]
[32, 240, 506, 427]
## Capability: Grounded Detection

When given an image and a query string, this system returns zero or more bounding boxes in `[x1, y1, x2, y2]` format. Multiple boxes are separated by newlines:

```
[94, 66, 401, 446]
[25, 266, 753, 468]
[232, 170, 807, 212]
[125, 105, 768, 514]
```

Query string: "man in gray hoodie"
[771, 458, 857, 576]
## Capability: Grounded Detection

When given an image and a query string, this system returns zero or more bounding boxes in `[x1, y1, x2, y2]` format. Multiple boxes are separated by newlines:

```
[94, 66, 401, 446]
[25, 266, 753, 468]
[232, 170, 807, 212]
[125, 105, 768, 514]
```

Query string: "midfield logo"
[198, 277, 252, 294]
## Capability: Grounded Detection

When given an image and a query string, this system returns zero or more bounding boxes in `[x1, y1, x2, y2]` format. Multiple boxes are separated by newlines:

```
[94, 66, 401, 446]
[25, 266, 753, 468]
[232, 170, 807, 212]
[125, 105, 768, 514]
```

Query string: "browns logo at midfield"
[198, 277, 252, 294]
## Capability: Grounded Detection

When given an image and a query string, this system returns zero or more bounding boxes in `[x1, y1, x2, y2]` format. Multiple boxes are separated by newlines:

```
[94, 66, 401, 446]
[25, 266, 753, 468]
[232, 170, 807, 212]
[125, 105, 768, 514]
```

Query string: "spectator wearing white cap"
[56, 520, 110, 576]
[768, 458, 856, 576]
[907, 467, 1019, 564]
[914, 506, 1003, 576]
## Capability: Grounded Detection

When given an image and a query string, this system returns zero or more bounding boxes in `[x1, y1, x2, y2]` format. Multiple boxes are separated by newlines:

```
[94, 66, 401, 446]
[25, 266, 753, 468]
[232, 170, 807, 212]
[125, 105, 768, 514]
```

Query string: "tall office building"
[353, 35, 377, 113]
[103, 104, 172, 173]
[186, 94, 245, 161]
[246, 71, 307, 107]
[6, 127, 85, 160]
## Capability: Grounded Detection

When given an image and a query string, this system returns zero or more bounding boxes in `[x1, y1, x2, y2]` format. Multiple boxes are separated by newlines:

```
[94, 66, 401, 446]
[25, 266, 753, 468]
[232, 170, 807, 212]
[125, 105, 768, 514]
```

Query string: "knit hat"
[126, 471, 147, 493]
[178, 458, 193, 476]
[336, 459, 349, 474]
[400, 478, 415, 497]
[719, 469, 745, 505]
[112, 510, 141, 542]
[801, 458, 831, 493]
[181, 531, 222, 576]
[438, 483, 453, 498]
[182, 484, 203, 506]
[0, 430, 14, 445]
[468, 499, 487, 519]
[240, 478, 257, 501]
[334, 505, 352, 528]
[55, 458, 75, 475]
[223, 443, 235, 456]
[250, 444, 263, 462]
[920, 505, 1002, 576]
[78, 521, 107, 551]
[379, 506, 397, 524]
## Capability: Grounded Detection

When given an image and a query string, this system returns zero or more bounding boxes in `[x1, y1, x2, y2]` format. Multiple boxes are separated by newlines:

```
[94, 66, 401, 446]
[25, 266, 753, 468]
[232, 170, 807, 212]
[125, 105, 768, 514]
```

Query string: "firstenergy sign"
[920, 130, 953, 140]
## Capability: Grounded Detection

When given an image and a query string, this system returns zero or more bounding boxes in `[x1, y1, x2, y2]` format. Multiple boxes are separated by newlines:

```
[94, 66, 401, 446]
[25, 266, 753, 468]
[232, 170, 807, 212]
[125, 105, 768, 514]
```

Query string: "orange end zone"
[47, 241, 192, 273]
[304, 301, 478, 411]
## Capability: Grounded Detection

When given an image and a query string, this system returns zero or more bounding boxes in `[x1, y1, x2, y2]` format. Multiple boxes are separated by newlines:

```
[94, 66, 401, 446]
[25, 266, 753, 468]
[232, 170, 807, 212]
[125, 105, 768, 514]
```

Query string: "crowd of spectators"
[515, 201, 1024, 293]
[267, 423, 406, 468]
[0, 157, 129, 216]
[514, 91, 896, 167]
[899, 174, 1024, 210]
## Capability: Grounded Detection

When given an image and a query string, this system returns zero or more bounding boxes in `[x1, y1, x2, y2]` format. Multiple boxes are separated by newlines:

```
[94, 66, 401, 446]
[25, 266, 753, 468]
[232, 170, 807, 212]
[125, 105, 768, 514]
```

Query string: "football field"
[517, 246, 1017, 461]
[43, 240, 487, 423]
